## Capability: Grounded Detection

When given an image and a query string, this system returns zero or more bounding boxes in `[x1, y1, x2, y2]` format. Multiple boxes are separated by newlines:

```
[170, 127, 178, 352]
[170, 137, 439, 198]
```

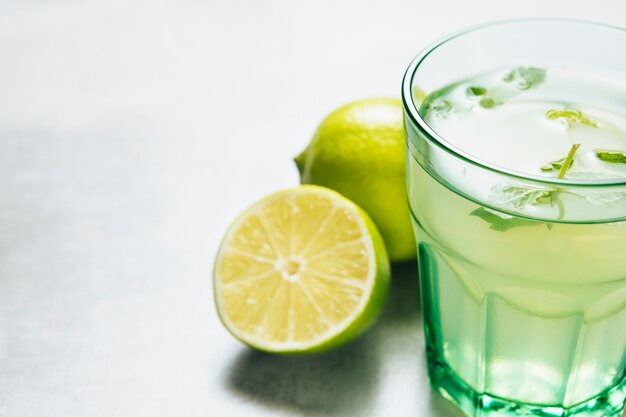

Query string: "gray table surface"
[1, 1, 625, 416]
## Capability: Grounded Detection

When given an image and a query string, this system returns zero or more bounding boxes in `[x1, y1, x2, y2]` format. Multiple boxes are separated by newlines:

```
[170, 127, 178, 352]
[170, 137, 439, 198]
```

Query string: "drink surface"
[421, 67, 626, 180]
[407, 66, 626, 414]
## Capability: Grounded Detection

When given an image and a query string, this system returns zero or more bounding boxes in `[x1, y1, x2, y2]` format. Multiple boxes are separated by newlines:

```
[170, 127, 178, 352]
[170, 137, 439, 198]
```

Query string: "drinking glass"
[402, 19, 626, 417]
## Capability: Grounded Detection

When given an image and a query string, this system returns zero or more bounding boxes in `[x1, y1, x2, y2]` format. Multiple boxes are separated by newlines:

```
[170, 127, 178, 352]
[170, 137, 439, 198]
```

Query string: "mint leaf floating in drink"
[479, 97, 497, 109]
[540, 145, 580, 177]
[546, 109, 599, 128]
[503, 67, 546, 90]
[541, 156, 573, 172]
[488, 184, 557, 210]
[594, 149, 626, 164]
[478, 67, 547, 110]
[473, 184, 564, 231]
[470, 207, 543, 232]
[466, 86, 499, 108]
[466, 86, 487, 97]
[557, 144, 581, 179]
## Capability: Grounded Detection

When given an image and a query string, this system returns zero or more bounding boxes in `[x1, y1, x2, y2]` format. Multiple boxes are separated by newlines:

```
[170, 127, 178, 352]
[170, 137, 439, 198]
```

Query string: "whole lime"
[295, 98, 415, 262]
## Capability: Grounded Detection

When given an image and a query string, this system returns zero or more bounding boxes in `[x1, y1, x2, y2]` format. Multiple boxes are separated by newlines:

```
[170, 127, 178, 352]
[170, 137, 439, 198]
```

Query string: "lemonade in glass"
[402, 20, 626, 417]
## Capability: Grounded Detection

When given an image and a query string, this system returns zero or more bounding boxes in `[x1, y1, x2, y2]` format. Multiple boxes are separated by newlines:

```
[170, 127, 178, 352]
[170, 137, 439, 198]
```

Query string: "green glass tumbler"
[402, 19, 626, 417]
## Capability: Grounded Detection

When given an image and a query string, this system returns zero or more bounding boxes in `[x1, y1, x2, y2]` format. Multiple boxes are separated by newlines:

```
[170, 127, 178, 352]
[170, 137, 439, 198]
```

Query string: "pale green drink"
[402, 20, 626, 417]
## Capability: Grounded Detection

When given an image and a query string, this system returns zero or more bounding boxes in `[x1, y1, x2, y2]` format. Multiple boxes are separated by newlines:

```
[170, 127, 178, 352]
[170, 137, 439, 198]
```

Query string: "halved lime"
[213, 185, 390, 353]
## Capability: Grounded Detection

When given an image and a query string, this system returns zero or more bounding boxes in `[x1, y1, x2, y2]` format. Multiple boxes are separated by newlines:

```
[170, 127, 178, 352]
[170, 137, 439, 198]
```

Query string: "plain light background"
[1, 1, 625, 416]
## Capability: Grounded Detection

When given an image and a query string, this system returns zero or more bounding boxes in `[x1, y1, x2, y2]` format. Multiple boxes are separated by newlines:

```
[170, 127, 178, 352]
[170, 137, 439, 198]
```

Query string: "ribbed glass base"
[427, 350, 626, 417]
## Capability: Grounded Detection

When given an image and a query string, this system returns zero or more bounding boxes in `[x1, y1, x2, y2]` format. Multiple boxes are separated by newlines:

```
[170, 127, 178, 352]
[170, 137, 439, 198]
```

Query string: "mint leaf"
[466, 86, 487, 97]
[470, 207, 546, 232]
[479, 67, 547, 110]
[489, 184, 557, 210]
[479, 97, 498, 108]
[541, 156, 572, 172]
[503, 67, 546, 90]
[546, 109, 598, 128]
[594, 149, 626, 164]
[475, 183, 566, 231]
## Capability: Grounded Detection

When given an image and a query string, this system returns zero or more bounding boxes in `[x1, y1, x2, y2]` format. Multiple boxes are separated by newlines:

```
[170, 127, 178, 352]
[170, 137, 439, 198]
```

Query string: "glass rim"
[401, 18, 626, 188]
